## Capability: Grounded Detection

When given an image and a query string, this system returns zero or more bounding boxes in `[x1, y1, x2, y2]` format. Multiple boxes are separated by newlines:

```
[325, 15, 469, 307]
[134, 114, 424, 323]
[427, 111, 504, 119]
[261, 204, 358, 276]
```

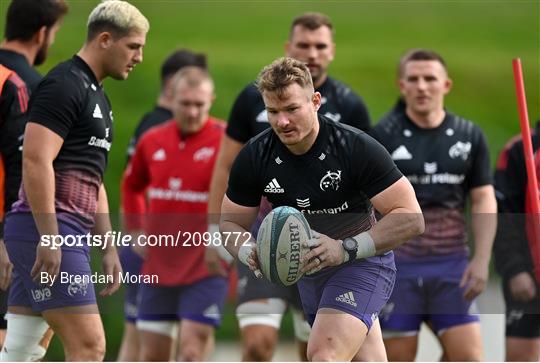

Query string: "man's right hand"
[509, 271, 537, 302]
[0, 239, 13, 290]
[31, 242, 62, 283]
[238, 242, 262, 278]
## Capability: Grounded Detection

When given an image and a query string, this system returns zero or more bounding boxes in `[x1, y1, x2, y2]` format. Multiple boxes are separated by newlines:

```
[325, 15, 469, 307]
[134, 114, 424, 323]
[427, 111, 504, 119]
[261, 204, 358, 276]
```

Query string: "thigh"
[438, 322, 484, 361]
[506, 337, 540, 361]
[123, 282, 139, 323]
[178, 276, 228, 327]
[138, 329, 174, 361]
[353, 318, 388, 361]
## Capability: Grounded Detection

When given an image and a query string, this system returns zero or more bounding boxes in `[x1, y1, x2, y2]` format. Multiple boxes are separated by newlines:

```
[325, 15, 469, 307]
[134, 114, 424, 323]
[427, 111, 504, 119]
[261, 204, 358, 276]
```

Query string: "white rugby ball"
[257, 206, 311, 286]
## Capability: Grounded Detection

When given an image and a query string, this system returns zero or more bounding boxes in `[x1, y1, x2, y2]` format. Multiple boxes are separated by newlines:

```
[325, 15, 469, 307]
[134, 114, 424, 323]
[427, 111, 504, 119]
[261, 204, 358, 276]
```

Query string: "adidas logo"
[256, 110, 268, 123]
[203, 304, 220, 319]
[335, 291, 357, 307]
[264, 178, 284, 193]
[391, 145, 412, 160]
[152, 148, 166, 161]
[93, 104, 103, 119]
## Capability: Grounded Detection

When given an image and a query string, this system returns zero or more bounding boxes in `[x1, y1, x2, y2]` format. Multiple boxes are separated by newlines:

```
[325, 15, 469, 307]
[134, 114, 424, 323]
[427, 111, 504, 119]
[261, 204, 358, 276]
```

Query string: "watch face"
[343, 237, 357, 251]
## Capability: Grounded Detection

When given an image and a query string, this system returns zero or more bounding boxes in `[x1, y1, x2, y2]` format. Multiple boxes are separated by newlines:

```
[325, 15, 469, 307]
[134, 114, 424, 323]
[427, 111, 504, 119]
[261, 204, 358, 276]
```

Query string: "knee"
[243, 332, 276, 361]
[506, 350, 540, 362]
[307, 347, 337, 362]
[178, 337, 210, 362]
[446, 347, 483, 362]
[66, 335, 106, 361]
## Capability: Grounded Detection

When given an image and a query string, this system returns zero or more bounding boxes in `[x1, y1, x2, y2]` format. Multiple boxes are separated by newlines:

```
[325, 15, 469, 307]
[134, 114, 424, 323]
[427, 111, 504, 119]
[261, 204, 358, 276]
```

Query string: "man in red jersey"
[122, 66, 228, 361]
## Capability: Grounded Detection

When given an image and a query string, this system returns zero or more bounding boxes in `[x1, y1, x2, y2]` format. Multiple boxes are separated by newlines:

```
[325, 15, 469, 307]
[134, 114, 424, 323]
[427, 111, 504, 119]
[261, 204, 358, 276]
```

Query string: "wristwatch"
[342, 237, 358, 262]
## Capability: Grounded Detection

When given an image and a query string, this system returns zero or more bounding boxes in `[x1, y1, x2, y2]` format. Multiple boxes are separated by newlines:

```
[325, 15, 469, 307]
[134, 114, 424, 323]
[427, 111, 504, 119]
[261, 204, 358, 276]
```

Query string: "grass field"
[0, 0, 539, 360]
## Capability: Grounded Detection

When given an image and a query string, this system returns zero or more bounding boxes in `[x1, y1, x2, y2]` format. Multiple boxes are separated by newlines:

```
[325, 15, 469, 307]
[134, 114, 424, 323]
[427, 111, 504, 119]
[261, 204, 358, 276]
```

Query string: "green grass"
[0, 0, 538, 360]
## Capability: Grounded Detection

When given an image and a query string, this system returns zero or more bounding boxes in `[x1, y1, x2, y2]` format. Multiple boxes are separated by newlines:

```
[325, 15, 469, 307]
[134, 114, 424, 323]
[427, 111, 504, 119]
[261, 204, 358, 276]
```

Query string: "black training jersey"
[0, 50, 40, 216]
[226, 115, 401, 240]
[12, 56, 113, 226]
[226, 77, 371, 143]
[126, 105, 172, 160]
[493, 122, 540, 281]
[371, 111, 492, 259]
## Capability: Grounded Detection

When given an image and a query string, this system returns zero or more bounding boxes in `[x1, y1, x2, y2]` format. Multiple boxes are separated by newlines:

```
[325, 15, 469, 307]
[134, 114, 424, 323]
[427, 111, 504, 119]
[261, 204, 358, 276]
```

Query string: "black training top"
[226, 115, 401, 240]
[226, 77, 371, 143]
[371, 111, 492, 259]
[13, 56, 113, 226]
[126, 105, 172, 160]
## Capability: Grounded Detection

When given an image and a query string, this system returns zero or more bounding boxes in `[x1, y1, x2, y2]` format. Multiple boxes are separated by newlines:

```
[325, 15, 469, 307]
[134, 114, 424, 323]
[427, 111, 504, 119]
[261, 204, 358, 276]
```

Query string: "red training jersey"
[122, 118, 225, 285]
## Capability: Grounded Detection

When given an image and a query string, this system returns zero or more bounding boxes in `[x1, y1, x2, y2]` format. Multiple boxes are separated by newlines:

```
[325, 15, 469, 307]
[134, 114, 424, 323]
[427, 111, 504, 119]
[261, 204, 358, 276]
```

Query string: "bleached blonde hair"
[87, 0, 149, 41]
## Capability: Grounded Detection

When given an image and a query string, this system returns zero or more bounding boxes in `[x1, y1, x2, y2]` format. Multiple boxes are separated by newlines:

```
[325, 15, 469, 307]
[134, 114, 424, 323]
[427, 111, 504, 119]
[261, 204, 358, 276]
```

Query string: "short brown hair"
[289, 12, 334, 39]
[4, 0, 68, 41]
[171, 66, 214, 93]
[256, 57, 313, 99]
[398, 48, 447, 78]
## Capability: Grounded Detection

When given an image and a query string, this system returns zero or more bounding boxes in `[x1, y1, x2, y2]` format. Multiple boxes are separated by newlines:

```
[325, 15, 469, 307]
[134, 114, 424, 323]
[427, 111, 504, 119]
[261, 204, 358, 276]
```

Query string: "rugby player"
[221, 57, 424, 361]
[207, 12, 371, 361]
[122, 67, 228, 361]
[371, 49, 497, 361]
[494, 120, 540, 361]
[1, 1, 148, 360]
[118, 48, 207, 362]
[0, 0, 67, 359]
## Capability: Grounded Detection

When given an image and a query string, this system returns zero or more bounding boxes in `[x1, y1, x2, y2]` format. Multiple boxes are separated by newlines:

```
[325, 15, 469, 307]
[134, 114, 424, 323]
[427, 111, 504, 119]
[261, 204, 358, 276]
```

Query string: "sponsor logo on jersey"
[256, 109, 268, 123]
[264, 178, 284, 193]
[324, 112, 341, 122]
[31, 288, 52, 302]
[88, 136, 111, 151]
[275, 157, 283, 165]
[169, 177, 182, 190]
[93, 104, 103, 119]
[296, 198, 310, 208]
[424, 162, 437, 174]
[193, 146, 215, 162]
[318, 153, 326, 161]
[320, 170, 342, 191]
[449, 141, 472, 160]
[391, 145, 412, 160]
[148, 188, 208, 202]
[152, 148, 166, 161]
[67, 281, 89, 297]
[335, 291, 357, 307]
[300, 201, 349, 215]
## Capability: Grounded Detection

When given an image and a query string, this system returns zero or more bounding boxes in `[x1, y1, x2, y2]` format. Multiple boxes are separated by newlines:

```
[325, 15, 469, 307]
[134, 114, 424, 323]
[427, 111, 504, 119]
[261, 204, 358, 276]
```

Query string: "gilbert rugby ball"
[257, 206, 311, 286]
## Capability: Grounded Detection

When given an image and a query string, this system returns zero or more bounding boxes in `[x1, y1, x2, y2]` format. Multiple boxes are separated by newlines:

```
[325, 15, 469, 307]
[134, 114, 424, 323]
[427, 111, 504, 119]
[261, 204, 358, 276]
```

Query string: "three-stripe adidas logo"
[264, 178, 284, 193]
[335, 291, 357, 307]
[93, 104, 103, 119]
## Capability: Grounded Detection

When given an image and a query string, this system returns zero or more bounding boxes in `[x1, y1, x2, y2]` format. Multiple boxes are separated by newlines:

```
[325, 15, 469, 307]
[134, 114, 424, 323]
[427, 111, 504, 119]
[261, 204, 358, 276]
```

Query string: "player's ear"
[284, 41, 292, 57]
[34, 26, 48, 47]
[312, 91, 322, 111]
[444, 78, 453, 94]
[97, 32, 114, 49]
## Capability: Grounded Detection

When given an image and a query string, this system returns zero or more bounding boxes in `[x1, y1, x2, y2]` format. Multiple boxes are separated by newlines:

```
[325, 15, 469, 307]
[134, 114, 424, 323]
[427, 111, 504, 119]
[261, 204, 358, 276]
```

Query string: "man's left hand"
[300, 231, 346, 275]
[100, 247, 122, 297]
[460, 256, 489, 300]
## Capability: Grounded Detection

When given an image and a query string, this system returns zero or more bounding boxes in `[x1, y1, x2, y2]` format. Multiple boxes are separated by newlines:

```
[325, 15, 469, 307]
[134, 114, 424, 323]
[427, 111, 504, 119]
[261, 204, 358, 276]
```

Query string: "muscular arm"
[207, 135, 244, 222]
[23, 123, 63, 237]
[470, 185, 497, 263]
[369, 176, 425, 252]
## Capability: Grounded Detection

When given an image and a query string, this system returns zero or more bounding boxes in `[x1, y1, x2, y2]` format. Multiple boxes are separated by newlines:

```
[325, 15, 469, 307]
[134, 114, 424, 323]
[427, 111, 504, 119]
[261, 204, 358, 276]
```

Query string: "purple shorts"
[379, 255, 480, 335]
[298, 252, 396, 331]
[137, 276, 228, 327]
[4, 213, 96, 312]
[119, 246, 143, 322]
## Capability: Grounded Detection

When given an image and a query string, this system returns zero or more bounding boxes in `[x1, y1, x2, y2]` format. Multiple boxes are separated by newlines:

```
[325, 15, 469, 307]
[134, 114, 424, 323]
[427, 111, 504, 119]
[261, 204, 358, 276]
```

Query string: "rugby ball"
[257, 206, 311, 286]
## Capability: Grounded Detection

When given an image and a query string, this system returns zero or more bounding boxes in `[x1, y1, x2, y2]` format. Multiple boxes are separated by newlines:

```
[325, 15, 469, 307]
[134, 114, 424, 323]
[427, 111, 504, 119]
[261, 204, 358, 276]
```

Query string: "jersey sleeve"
[467, 126, 493, 189]
[27, 76, 83, 139]
[343, 93, 371, 132]
[225, 143, 262, 207]
[226, 85, 255, 143]
[353, 133, 402, 198]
